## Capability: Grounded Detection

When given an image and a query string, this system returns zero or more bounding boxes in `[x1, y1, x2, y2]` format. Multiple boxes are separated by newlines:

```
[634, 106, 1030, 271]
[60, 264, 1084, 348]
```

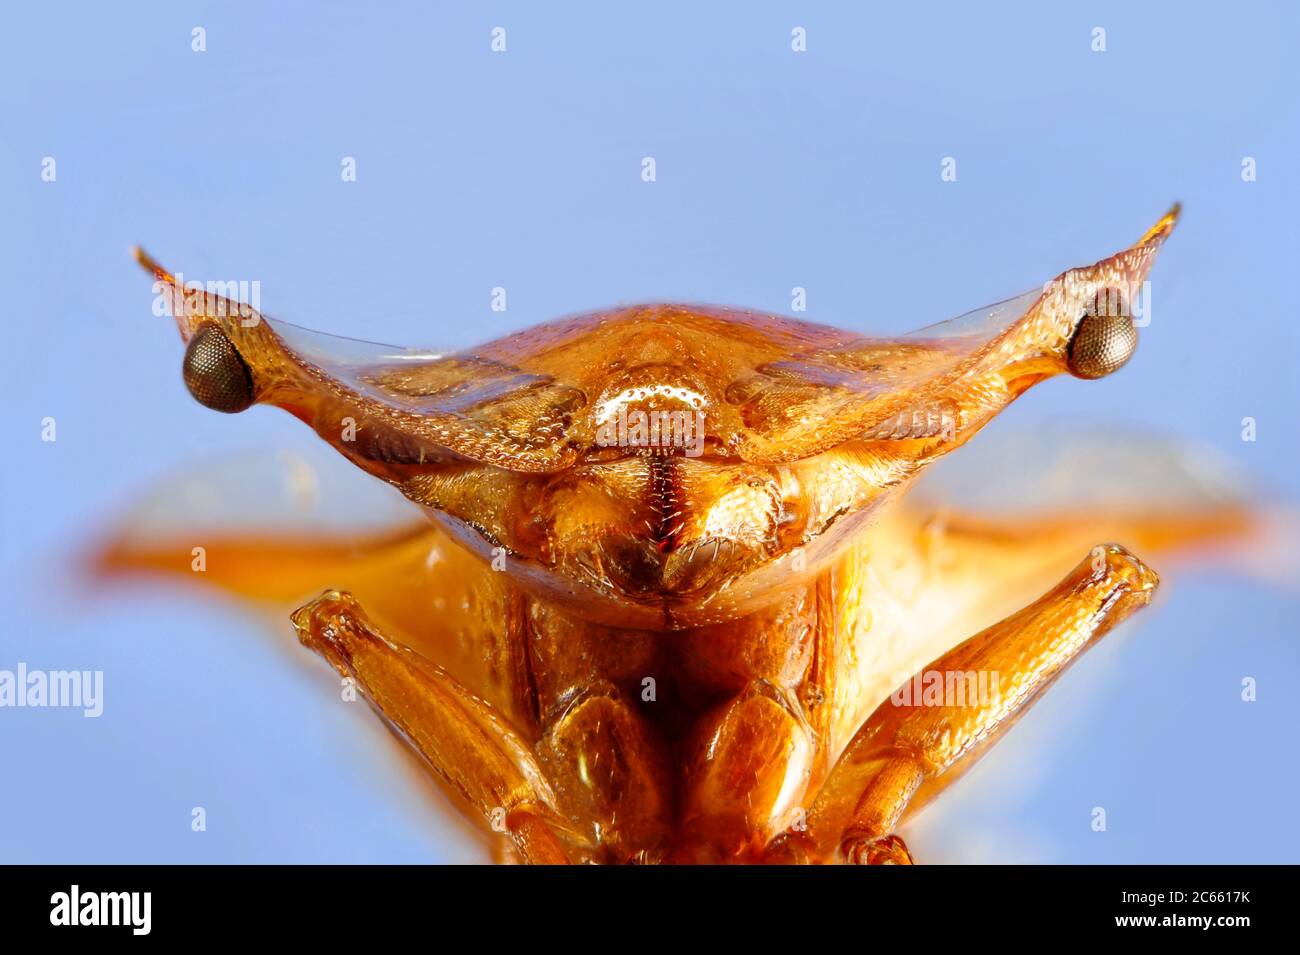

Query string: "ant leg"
[535, 680, 673, 864]
[765, 543, 1158, 864]
[292, 589, 573, 864]
[679, 679, 815, 862]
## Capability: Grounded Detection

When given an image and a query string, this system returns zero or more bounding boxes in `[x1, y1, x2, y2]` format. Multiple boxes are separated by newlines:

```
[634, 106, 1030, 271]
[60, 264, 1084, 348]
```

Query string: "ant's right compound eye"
[1066, 293, 1138, 381]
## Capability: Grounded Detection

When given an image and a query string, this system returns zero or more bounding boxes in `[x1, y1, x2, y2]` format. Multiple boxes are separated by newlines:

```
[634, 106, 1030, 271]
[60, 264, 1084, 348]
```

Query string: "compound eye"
[182, 323, 255, 412]
[1066, 291, 1138, 380]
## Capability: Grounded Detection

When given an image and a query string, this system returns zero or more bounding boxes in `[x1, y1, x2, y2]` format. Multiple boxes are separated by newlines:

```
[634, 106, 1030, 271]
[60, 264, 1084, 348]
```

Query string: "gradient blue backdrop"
[2, 2, 1297, 862]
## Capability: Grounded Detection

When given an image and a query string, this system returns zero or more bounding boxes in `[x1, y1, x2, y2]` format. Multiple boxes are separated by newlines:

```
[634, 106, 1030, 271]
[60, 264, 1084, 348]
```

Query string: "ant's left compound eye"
[1066, 291, 1138, 380]
[182, 323, 255, 412]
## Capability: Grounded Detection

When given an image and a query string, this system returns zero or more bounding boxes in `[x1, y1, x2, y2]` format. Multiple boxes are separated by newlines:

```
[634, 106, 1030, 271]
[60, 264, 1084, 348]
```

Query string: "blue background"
[2, 2, 1297, 862]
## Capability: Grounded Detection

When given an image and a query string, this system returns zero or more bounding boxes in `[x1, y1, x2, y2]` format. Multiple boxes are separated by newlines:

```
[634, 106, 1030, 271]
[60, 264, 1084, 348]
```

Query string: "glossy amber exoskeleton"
[100, 206, 1261, 863]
